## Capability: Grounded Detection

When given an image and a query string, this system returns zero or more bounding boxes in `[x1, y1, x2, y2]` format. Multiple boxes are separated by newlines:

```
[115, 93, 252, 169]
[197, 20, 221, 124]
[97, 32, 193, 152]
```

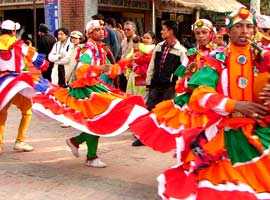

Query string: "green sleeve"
[188, 67, 219, 90]
[174, 64, 186, 77]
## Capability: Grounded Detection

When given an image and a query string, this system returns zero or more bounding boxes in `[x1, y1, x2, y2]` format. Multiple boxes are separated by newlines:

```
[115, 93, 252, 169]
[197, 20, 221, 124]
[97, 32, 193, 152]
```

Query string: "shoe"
[85, 157, 107, 168]
[132, 139, 144, 146]
[66, 138, 79, 157]
[14, 141, 34, 152]
[61, 123, 70, 128]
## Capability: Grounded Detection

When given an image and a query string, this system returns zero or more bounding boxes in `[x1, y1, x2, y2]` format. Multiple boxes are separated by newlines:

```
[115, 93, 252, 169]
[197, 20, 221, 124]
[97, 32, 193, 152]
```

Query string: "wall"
[60, 0, 85, 33]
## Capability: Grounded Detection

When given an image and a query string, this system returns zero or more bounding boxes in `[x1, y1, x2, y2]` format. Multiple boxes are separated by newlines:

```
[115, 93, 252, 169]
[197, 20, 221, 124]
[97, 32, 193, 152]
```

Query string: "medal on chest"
[237, 54, 247, 64]
[237, 76, 248, 88]
[235, 54, 249, 88]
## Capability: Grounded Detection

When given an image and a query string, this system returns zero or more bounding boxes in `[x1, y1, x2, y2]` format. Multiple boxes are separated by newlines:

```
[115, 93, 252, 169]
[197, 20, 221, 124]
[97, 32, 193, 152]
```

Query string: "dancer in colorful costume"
[0, 20, 48, 153]
[129, 19, 215, 152]
[157, 8, 270, 200]
[32, 20, 148, 167]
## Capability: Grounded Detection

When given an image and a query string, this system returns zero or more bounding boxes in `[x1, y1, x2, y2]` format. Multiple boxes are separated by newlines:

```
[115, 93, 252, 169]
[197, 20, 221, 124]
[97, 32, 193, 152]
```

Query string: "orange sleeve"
[225, 99, 236, 113]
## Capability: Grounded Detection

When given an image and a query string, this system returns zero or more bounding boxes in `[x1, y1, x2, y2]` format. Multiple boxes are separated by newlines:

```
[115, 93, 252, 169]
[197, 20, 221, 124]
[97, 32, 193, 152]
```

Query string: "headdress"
[1, 20, 21, 31]
[85, 20, 104, 33]
[225, 7, 257, 28]
[192, 19, 213, 32]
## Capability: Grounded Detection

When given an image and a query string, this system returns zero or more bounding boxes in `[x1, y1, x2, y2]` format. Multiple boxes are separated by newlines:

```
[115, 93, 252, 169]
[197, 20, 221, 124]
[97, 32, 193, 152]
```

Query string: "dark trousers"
[146, 86, 175, 111]
[118, 73, 127, 92]
[58, 65, 66, 88]
[41, 61, 54, 82]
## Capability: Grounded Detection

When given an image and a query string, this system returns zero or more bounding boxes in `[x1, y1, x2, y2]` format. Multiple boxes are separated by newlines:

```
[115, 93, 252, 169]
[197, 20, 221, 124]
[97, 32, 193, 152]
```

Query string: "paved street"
[0, 105, 176, 200]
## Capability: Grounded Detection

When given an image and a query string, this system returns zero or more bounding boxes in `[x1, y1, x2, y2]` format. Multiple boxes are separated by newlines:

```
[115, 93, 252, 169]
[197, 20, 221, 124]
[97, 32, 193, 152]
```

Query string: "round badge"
[237, 76, 248, 88]
[237, 55, 247, 64]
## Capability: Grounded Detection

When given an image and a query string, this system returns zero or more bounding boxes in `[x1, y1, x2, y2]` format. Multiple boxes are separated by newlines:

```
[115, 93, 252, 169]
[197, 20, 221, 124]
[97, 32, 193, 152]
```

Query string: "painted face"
[123, 24, 135, 39]
[228, 19, 255, 46]
[57, 30, 68, 42]
[142, 33, 154, 45]
[90, 28, 105, 41]
[194, 28, 212, 46]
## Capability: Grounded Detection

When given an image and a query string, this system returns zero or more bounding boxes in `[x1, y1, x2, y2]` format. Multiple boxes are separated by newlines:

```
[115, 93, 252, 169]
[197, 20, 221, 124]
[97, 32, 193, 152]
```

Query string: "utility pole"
[152, 0, 155, 33]
[33, 0, 37, 47]
[250, 0, 260, 15]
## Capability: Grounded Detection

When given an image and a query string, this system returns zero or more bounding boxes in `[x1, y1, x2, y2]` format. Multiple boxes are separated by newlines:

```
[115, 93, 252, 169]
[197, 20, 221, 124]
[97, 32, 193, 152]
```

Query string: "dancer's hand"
[100, 64, 112, 73]
[259, 83, 270, 108]
[234, 101, 269, 120]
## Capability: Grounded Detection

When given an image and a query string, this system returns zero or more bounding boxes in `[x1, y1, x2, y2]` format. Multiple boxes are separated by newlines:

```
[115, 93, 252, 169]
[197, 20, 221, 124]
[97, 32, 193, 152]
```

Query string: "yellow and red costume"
[0, 33, 48, 145]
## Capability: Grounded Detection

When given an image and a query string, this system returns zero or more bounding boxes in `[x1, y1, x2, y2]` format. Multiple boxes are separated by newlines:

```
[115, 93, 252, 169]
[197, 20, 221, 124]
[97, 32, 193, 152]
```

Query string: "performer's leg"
[84, 134, 99, 159]
[12, 94, 33, 152]
[73, 132, 99, 158]
[12, 94, 32, 142]
[83, 133, 106, 168]
[0, 101, 12, 145]
[66, 132, 86, 158]
[72, 132, 105, 167]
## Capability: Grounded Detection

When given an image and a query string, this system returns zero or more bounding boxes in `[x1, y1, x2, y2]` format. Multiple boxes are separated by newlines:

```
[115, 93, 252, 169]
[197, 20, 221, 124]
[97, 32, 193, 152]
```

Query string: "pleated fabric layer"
[0, 73, 34, 111]
[129, 96, 209, 153]
[157, 118, 270, 200]
[33, 78, 148, 136]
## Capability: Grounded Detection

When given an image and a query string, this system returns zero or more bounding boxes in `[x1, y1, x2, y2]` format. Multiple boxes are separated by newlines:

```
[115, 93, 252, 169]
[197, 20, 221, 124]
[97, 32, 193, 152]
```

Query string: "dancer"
[32, 20, 148, 167]
[158, 8, 270, 199]
[0, 20, 48, 153]
[129, 19, 215, 151]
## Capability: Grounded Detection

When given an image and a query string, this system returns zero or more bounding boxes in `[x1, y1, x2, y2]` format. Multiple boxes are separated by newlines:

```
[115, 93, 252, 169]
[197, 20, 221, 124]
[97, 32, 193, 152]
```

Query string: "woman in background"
[126, 31, 156, 97]
[49, 27, 72, 88]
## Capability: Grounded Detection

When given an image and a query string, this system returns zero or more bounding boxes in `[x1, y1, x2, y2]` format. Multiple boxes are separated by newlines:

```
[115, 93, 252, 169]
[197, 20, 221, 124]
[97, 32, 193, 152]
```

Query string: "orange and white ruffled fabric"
[32, 39, 148, 136]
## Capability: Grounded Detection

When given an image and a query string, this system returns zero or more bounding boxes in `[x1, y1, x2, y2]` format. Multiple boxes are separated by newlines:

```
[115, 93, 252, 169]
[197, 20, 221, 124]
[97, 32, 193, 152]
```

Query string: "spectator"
[126, 31, 156, 97]
[116, 22, 125, 41]
[66, 30, 84, 84]
[106, 17, 122, 61]
[48, 27, 73, 88]
[37, 23, 56, 81]
[132, 20, 187, 146]
[119, 20, 137, 92]
[146, 20, 187, 110]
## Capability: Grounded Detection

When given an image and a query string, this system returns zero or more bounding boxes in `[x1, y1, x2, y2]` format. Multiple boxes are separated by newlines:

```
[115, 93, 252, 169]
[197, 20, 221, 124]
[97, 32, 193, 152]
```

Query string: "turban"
[1, 20, 21, 31]
[85, 20, 104, 33]
[192, 19, 213, 32]
[225, 7, 257, 28]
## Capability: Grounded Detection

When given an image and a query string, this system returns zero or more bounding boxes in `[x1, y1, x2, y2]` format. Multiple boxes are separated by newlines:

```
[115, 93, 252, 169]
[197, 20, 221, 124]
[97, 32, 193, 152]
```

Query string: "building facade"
[2, 0, 267, 44]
